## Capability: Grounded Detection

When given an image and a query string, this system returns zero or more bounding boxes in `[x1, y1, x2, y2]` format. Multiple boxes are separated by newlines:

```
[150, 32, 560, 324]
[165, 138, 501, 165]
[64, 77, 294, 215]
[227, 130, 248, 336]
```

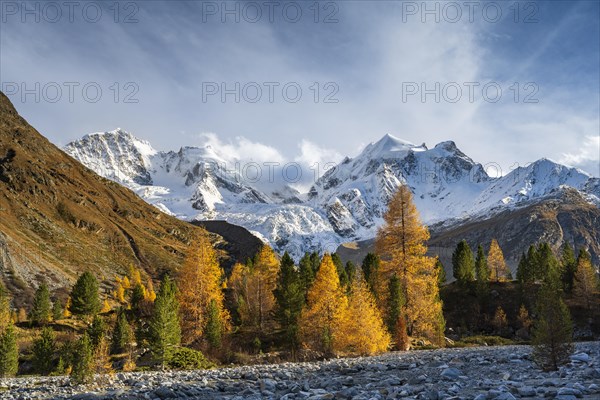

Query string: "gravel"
[0, 342, 598, 399]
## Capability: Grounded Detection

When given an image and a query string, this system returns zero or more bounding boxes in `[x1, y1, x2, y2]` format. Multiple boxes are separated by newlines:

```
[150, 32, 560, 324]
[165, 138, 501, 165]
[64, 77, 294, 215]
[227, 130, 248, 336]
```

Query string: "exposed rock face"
[1, 342, 598, 399]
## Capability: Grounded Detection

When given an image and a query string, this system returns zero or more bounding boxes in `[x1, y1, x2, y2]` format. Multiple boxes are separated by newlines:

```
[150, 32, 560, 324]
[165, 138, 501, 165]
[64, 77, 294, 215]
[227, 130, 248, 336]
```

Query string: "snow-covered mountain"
[64, 130, 600, 258]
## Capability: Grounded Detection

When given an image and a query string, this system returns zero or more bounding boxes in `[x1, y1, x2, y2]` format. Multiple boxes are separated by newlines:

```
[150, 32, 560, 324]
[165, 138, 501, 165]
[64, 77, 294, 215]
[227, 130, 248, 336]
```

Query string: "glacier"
[64, 129, 600, 258]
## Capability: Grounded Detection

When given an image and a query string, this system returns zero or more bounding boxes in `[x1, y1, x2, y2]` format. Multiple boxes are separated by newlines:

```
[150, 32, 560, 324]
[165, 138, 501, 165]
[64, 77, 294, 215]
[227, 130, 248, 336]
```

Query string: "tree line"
[0, 186, 598, 379]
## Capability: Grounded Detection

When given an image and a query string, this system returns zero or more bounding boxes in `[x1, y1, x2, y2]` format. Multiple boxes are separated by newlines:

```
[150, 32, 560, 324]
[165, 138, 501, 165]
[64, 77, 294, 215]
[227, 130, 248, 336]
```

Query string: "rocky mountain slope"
[65, 130, 600, 261]
[0, 92, 231, 306]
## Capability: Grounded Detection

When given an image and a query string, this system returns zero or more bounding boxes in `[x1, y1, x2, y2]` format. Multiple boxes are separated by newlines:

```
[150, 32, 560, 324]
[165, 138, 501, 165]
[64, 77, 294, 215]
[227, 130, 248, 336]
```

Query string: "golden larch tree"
[228, 245, 280, 330]
[342, 273, 391, 355]
[299, 254, 348, 356]
[488, 239, 509, 282]
[573, 256, 599, 311]
[375, 185, 445, 346]
[178, 233, 230, 344]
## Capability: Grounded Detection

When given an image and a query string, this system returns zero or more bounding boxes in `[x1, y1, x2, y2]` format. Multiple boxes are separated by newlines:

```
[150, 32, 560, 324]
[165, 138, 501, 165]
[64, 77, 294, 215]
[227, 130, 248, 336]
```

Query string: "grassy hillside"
[0, 91, 206, 307]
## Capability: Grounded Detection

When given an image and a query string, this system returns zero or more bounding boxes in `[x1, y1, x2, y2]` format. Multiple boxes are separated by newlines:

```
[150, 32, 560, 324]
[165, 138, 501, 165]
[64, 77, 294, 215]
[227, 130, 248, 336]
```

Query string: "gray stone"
[441, 368, 461, 380]
[570, 353, 590, 362]
[517, 387, 536, 397]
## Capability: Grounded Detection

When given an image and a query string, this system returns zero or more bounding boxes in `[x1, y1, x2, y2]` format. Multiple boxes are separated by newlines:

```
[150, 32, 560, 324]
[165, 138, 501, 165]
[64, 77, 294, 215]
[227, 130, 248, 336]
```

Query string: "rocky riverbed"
[1, 342, 599, 399]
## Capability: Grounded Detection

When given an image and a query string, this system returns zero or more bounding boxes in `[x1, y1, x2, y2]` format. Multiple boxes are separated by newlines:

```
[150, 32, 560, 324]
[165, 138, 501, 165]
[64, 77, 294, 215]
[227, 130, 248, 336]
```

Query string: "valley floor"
[1, 342, 599, 400]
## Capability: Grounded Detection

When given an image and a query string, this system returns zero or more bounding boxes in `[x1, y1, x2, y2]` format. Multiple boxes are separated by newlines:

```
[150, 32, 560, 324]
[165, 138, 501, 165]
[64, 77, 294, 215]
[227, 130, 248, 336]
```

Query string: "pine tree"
[573, 250, 599, 311]
[0, 324, 18, 377]
[299, 254, 348, 356]
[178, 233, 229, 345]
[52, 300, 63, 321]
[111, 311, 133, 355]
[205, 299, 223, 349]
[361, 253, 380, 297]
[345, 261, 357, 286]
[29, 282, 52, 326]
[434, 257, 446, 287]
[33, 327, 55, 375]
[452, 240, 475, 285]
[70, 272, 101, 318]
[71, 333, 93, 384]
[518, 245, 539, 283]
[537, 243, 559, 279]
[386, 274, 404, 339]
[130, 283, 146, 315]
[375, 186, 445, 346]
[298, 252, 319, 294]
[342, 272, 391, 355]
[475, 244, 489, 282]
[273, 252, 305, 354]
[87, 315, 106, 352]
[560, 243, 577, 293]
[487, 239, 509, 282]
[148, 276, 181, 367]
[331, 253, 349, 289]
[532, 268, 573, 371]
[475, 244, 489, 298]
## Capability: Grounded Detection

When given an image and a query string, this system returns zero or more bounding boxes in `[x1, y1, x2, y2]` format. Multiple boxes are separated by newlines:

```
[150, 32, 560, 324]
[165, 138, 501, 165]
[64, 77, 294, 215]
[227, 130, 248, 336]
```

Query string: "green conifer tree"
[273, 252, 305, 354]
[386, 273, 405, 339]
[111, 311, 133, 355]
[0, 324, 18, 377]
[452, 240, 475, 285]
[434, 258, 446, 287]
[52, 300, 63, 321]
[87, 315, 106, 352]
[536, 243, 559, 281]
[205, 299, 223, 349]
[70, 272, 101, 318]
[475, 244, 489, 299]
[71, 333, 93, 384]
[531, 268, 573, 371]
[33, 327, 55, 375]
[148, 276, 181, 367]
[331, 253, 349, 289]
[361, 253, 380, 296]
[29, 282, 52, 326]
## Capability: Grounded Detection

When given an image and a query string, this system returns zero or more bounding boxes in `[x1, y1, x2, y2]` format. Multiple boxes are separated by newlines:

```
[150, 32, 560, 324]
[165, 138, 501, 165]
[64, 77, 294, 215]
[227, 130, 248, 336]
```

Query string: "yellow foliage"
[178, 233, 230, 344]
[299, 254, 348, 355]
[115, 283, 126, 303]
[228, 245, 280, 330]
[145, 279, 156, 302]
[375, 186, 445, 346]
[128, 265, 142, 286]
[574, 256, 599, 311]
[101, 299, 111, 313]
[121, 276, 131, 290]
[488, 239, 509, 282]
[342, 274, 391, 355]
[63, 297, 72, 318]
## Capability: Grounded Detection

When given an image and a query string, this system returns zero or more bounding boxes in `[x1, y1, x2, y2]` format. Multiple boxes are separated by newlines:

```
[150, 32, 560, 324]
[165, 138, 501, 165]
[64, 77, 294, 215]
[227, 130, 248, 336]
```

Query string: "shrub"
[167, 347, 214, 370]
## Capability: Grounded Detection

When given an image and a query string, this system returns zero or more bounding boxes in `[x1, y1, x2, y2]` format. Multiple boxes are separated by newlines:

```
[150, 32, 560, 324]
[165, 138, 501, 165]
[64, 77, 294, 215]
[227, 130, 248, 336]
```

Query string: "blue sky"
[1, 0, 598, 177]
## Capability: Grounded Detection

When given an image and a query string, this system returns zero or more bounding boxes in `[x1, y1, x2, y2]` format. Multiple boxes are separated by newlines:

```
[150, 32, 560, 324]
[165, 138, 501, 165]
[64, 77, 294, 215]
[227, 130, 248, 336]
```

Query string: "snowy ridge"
[64, 130, 600, 258]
